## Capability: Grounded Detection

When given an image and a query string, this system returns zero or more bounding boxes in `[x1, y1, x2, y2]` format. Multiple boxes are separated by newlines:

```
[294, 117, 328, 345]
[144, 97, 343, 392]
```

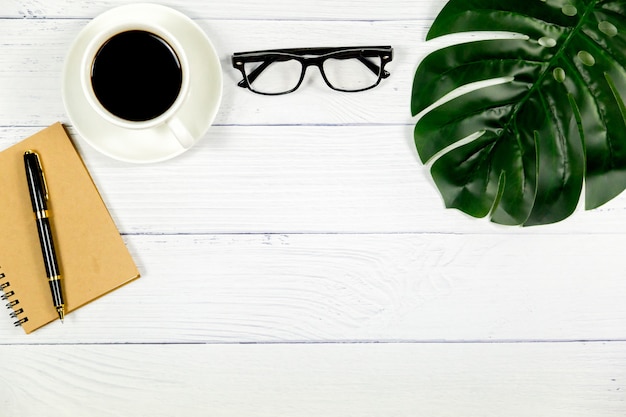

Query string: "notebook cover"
[0, 123, 140, 333]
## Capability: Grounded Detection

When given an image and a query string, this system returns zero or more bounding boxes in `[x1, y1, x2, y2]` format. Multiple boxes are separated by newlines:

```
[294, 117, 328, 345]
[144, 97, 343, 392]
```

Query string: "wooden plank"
[0, 0, 446, 20]
[0, 233, 624, 343]
[0, 342, 624, 416]
[2, 125, 626, 235]
[0, 18, 433, 127]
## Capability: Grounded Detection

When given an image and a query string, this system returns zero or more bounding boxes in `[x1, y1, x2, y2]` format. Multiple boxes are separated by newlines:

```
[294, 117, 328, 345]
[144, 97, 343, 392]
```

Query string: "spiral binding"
[0, 273, 29, 327]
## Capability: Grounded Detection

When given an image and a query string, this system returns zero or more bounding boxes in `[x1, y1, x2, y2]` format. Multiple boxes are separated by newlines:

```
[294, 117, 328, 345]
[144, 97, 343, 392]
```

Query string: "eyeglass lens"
[243, 54, 384, 94]
[322, 57, 382, 91]
[244, 59, 303, 94]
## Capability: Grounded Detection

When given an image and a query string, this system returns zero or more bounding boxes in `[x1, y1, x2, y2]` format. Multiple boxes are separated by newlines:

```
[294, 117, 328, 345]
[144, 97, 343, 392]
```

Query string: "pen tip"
[57, 306, 65, 323]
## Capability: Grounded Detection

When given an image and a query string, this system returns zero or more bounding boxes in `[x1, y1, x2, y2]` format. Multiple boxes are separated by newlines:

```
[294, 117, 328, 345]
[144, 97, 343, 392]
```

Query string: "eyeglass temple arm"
[357, 57, 391, 78]
[237, 60, 274, 87]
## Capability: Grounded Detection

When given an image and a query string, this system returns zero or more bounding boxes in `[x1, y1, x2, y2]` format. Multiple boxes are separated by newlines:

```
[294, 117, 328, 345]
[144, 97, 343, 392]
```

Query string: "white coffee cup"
[63, 4, 223, 163]
[81, 23, 194, 149]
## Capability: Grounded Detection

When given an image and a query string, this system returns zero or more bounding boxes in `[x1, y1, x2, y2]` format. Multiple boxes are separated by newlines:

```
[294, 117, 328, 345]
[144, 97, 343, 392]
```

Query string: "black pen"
[24, 151, 65, 322]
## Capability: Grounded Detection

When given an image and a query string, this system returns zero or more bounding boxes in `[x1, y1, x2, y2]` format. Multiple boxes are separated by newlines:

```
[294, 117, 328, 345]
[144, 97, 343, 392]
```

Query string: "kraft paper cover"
[0, 123, 140, 333]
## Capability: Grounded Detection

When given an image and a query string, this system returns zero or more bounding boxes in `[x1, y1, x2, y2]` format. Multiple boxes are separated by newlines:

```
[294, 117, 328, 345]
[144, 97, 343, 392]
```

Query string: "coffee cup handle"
[167, 117, 195, 149]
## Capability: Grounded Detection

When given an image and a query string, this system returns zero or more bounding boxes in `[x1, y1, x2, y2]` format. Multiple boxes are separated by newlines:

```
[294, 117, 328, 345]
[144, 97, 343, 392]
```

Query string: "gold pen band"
[48, 275, 61, 282]
[36, 209, 49, 220]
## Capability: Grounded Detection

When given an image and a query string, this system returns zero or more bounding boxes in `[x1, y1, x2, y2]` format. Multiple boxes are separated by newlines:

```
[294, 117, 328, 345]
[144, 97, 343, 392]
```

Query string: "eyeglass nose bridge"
[297, 58, 331, 90]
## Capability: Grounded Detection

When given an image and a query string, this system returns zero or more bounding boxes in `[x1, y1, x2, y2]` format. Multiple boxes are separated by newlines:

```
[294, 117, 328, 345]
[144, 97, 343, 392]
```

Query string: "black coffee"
[91, 30, 183, 122]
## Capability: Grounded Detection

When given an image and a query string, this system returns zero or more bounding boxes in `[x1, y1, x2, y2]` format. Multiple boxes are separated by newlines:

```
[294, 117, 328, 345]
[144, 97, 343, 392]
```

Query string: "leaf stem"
[500, 0, 598, 145]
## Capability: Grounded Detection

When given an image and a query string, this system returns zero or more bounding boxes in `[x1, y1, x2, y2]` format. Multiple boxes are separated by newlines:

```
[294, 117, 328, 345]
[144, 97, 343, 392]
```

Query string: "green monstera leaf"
[411, 0, 626, 226]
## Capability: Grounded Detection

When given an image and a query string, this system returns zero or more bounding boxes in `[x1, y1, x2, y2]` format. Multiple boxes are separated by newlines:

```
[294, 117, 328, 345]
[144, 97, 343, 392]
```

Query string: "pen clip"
[25, 150, 48, 201]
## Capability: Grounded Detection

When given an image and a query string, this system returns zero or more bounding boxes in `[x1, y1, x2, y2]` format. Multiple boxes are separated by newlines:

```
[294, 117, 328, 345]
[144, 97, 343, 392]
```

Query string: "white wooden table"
[1, 0, 625, 415]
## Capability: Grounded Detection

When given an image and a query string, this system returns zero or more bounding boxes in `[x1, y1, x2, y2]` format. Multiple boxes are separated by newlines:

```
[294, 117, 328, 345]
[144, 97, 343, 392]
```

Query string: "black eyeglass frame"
[232, 46, 394, 95]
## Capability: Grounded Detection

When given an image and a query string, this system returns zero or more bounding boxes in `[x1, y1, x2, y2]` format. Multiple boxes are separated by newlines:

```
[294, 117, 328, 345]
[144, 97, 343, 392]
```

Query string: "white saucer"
[62, 4, 223, 163]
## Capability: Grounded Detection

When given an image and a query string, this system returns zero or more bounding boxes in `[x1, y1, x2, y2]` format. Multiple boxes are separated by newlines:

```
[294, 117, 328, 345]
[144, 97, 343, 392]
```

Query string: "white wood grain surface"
[1, 343, 624, 417]
[0, 0, 625, 415]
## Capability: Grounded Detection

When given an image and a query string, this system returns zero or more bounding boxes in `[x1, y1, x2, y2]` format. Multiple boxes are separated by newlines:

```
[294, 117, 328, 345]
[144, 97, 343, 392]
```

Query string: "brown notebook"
[0, 123, 140, 333]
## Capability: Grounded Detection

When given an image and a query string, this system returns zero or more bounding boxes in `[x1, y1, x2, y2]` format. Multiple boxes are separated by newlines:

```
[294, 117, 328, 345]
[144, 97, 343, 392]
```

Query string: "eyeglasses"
[232, 46, 393, 95]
